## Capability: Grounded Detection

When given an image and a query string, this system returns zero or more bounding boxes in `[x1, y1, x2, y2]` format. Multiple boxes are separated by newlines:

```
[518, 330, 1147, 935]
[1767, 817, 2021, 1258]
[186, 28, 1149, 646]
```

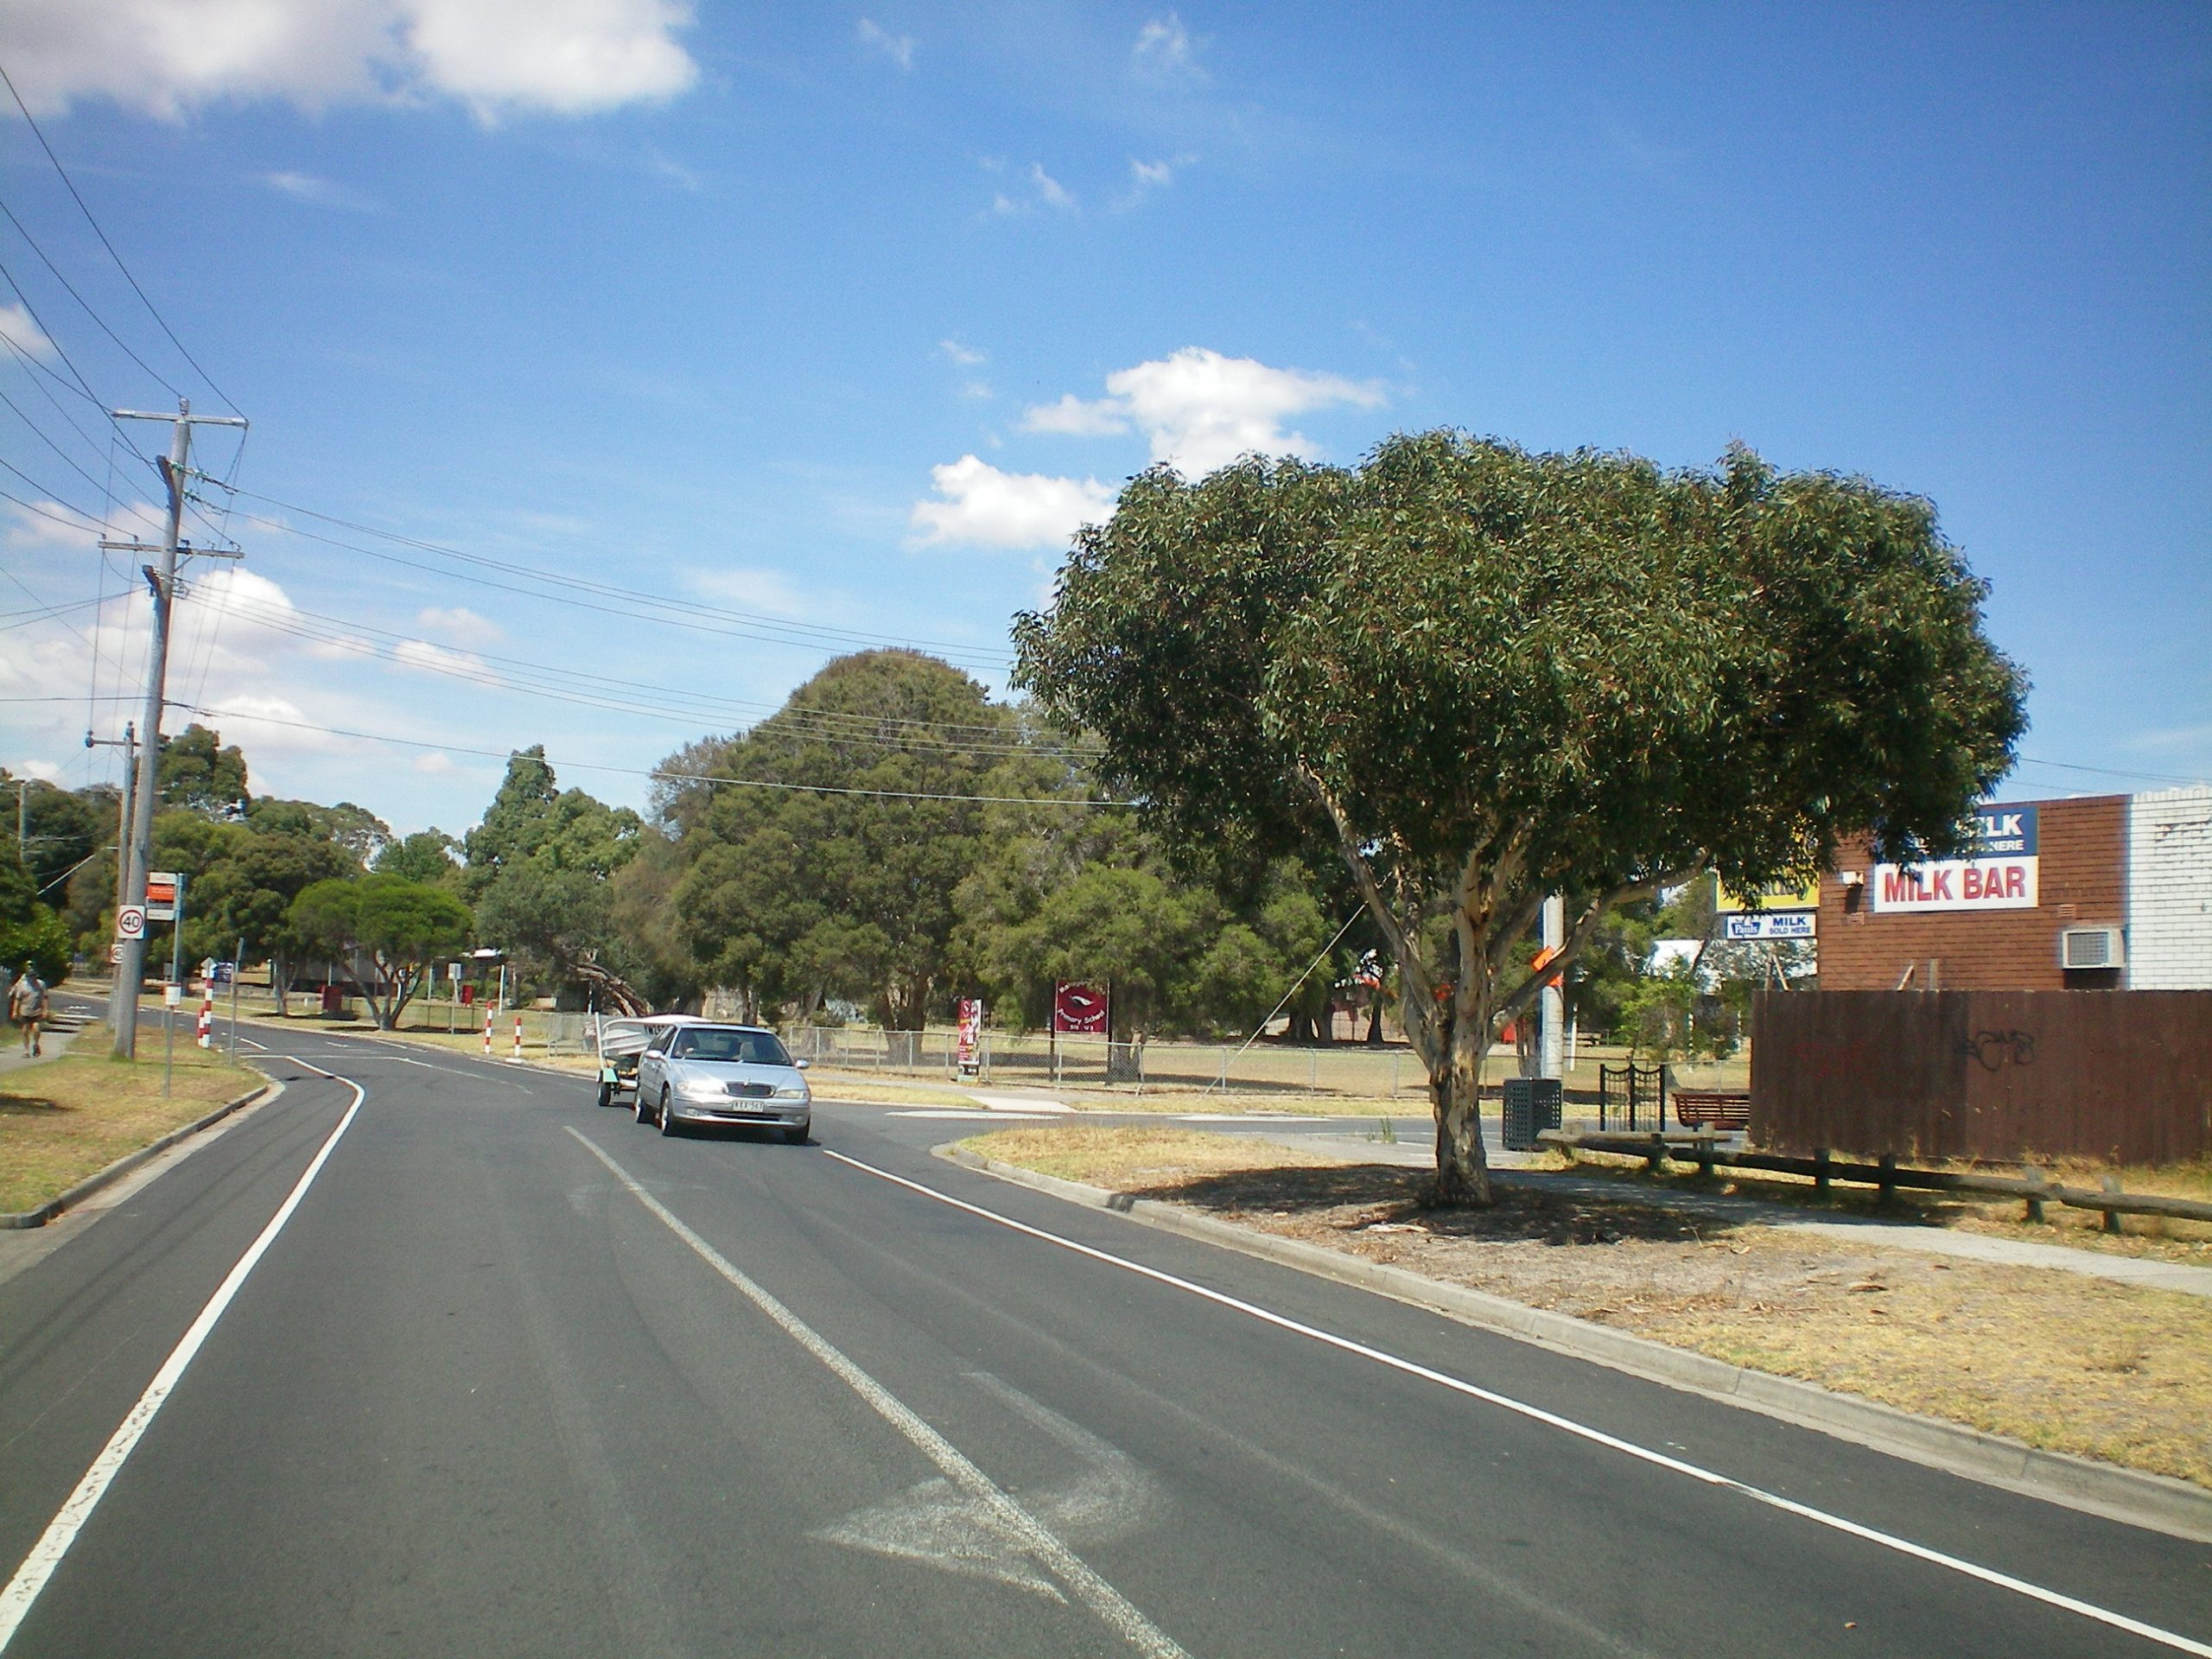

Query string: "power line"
[2015, 755, 2204, 788]
[0, 58, 238, 410]
[188, 583, 1098, 756]
[208, 484, 1016, 669]
[166, 702, 1135, 809]
[0, 481, 102, 531]
[0, 198, 183, 398]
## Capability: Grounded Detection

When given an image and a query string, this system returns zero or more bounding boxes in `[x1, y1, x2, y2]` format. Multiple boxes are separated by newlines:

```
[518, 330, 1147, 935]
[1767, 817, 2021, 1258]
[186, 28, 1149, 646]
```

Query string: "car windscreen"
[668, 1028, 793, 1066]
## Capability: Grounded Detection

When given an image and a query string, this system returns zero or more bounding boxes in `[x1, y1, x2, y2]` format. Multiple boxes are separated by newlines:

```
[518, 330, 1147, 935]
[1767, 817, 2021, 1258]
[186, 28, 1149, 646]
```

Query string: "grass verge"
[964, 1125, 2212, 1490]
[0, 1025, 266, 1214]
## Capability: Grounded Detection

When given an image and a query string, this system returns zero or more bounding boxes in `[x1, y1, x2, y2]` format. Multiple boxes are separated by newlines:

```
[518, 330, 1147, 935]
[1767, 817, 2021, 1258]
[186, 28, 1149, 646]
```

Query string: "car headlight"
[773, 1084, 808, 1100]
[677, 1077, 726, 1100]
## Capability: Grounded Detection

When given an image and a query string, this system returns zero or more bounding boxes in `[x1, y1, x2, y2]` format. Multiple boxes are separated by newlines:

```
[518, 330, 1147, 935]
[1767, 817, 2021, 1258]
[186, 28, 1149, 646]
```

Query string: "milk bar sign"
[1869, 805, 2038, 913]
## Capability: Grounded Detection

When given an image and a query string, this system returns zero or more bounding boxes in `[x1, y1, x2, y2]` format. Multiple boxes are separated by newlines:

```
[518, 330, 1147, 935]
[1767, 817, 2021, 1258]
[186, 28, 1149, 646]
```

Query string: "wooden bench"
[1669, 1090, 1751, 1131]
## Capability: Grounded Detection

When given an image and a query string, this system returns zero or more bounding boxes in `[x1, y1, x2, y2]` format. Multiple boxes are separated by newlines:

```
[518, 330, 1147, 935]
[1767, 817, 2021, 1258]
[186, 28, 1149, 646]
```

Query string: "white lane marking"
[565, 1128, 1190, 1659]
[385, 1055, 436, 1068]
[0, 1062, 365, 1652]
[823, 1149, 2212, 1659]
[968, 1093, 1070, 1114]
[896, 1109, 1054, 1121]
[237, 1037, 269, 1053]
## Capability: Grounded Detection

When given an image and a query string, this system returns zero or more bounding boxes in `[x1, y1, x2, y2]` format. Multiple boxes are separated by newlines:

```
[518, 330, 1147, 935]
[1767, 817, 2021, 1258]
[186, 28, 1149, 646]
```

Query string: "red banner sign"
[1052, 981, 1108, 1035]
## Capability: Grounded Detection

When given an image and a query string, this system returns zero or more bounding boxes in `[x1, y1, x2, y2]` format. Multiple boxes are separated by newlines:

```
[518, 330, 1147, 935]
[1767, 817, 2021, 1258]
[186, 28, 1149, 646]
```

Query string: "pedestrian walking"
[10, 963, 48, 1057]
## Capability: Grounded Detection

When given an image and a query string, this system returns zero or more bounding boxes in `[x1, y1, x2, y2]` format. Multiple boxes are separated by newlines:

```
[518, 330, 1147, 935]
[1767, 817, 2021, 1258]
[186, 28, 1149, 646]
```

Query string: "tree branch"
[1490, 871, 1677, 1027]
[1294, 765, 1438, 1063]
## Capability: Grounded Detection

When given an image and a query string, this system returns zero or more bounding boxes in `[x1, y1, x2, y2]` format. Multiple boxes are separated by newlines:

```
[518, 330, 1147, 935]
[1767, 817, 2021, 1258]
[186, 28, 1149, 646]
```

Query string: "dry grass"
[969, 1127, 2212, 1490]
[968, 1124, 1352, 1188]
[0, 1025, 266, 1213]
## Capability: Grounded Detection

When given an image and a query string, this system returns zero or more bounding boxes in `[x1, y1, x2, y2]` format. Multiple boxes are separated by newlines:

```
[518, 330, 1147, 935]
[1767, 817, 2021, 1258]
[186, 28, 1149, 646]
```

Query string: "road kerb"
[1, 1084, 274, 1230]
[938, 1145, 2212, 1546]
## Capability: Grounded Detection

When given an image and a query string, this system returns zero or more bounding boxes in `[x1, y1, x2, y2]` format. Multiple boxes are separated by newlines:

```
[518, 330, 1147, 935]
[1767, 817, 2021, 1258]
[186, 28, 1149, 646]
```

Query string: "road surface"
[2, 1022, 2205, 1656]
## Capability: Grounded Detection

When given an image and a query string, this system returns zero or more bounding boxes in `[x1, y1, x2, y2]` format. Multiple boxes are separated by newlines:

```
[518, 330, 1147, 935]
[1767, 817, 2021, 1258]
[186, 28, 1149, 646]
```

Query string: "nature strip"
[0, 1084, 272, 1230]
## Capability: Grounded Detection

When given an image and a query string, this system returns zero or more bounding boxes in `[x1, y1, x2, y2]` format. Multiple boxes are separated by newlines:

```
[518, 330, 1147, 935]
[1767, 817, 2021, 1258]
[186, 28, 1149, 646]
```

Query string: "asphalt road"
[1, 1023, 2206, 1657]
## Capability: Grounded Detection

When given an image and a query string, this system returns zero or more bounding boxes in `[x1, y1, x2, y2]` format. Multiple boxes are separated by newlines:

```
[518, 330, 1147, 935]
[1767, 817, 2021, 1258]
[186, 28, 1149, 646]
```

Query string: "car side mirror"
[795, 1058, 810, 1071]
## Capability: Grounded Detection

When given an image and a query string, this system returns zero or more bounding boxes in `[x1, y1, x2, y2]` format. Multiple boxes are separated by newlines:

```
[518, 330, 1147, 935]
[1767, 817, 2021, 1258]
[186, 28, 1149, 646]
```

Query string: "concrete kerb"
[937, 1144, 2212, 1547]
[1, 1081, 274, 1230]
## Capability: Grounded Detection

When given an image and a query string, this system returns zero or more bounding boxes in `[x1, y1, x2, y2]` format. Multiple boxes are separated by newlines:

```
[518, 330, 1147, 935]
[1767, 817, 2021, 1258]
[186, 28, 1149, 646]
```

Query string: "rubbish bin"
[1503, 1077, 1562, 1151]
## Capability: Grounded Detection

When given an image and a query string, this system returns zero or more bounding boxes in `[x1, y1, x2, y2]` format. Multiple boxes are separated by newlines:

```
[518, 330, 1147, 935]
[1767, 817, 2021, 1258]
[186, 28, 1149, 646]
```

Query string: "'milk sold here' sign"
[1869, 805, 2039, 913]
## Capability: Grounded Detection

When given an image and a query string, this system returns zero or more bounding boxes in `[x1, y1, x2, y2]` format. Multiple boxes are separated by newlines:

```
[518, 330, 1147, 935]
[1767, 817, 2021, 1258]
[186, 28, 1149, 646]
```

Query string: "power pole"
[103, 400, 247, 1058]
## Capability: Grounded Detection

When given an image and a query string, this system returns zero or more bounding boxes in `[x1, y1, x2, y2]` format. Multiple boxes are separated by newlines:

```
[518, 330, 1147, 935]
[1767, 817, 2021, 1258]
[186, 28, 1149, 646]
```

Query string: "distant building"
[1814, 786, 2211, 991]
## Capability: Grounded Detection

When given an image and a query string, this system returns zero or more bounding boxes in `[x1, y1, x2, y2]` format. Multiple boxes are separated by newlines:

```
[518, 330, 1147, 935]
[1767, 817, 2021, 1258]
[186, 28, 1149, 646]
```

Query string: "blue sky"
[3, 3, 2207, 838]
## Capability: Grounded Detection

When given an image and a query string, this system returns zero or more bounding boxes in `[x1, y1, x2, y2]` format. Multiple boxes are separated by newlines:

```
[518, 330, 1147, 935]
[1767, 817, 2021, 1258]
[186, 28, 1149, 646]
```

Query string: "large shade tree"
[1016, 435, 2026, 1202]
[289, 875, 473, 1029]
[665, 651, 1065, 1027]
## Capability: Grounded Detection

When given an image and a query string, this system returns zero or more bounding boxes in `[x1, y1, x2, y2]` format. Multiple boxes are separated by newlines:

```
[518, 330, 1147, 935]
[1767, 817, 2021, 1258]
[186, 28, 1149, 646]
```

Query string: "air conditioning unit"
[2058, 926, 2125, 970]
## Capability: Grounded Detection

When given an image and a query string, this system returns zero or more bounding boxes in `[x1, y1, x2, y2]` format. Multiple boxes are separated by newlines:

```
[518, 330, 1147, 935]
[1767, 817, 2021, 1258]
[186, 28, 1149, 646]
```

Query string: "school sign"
[1868, 805, 2039, 913]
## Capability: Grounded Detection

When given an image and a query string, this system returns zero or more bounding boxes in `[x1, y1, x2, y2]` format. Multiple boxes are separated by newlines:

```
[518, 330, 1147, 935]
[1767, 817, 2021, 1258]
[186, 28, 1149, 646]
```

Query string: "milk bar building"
[1814, 785, 2212, 992]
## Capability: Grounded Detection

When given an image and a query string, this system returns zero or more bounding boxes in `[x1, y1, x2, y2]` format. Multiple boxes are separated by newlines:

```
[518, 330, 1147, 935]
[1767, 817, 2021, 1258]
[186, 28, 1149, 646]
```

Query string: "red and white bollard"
[196, 989, 213, 1050]
[510, 1014, 524, 1065]
[483, 1008, 493, 1055]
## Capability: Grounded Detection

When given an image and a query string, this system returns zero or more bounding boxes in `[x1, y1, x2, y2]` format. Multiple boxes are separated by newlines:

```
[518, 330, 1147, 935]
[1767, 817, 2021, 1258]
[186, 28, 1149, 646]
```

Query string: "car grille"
[725, 1082, 775, 1098]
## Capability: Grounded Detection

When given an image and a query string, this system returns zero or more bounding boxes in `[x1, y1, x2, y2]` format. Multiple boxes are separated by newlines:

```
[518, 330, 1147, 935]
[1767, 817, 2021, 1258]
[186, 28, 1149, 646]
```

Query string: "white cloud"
[415, 750, 459, 774]
[262, 171, 385, 212]
[1020, 392, 1132, 437]
[957, 379, 993, 401]
[1132, 13, 1205, 84]
[1019, 346, 1386, 476]
[2, 0, 698, 120]
[855, 17, 914, 70]
[688, 566, 812, 619]
[0, 302, 56, 363]
[13, 759, 64, 784]
[983, 158, 1076, 215]
[938, 338, 986, 366]
[394, 638, 496, 681]
[1028, 163, 1074, 210]
[416, 604, 503, 645]
[908, 455, 1114, 550]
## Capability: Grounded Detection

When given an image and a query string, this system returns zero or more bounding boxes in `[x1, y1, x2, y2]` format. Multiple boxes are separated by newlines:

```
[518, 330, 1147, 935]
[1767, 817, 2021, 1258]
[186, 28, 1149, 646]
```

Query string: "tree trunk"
[1426, 915, 1495, 1206]
[270, 953, 291, 1016]
[1364, 985, 1386, 1046]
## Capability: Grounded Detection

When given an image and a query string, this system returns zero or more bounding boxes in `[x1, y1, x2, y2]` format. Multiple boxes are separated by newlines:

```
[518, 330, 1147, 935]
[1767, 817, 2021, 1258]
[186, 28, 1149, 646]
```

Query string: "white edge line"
[564, 1128, 1190, 1659]
[0, 1060, 365, 1652]
[821, 1147, 2212, 1659]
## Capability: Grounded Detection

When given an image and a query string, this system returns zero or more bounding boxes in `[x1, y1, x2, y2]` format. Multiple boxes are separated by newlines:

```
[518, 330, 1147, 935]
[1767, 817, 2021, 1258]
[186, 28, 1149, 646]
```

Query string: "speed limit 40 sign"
[115, 904, 147, 942]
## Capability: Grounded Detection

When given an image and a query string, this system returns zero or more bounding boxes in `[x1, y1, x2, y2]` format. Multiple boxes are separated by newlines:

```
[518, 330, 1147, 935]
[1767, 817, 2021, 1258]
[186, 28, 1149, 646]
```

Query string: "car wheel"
[596, 1082, 612, 1108]
[632, 1089, 649, 1125]
[658, 1090, 679, 1136]
[784, 1122, 810, 1145]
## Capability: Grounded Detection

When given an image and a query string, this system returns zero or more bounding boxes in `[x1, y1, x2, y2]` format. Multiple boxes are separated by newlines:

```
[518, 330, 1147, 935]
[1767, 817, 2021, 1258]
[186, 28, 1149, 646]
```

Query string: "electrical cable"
[164, 702, 1134, 809]
[0, 198, 182, 398]
[182, 583, 1096, 758]
[208, 484, 1015, 668]
[0, 58, 238, 411]
[0, 483, 102, 531]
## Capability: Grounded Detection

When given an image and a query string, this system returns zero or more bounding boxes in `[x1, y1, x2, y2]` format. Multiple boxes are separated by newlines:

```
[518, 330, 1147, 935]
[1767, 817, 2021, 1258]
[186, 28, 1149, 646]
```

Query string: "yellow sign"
[1715, 875, 1821, 913]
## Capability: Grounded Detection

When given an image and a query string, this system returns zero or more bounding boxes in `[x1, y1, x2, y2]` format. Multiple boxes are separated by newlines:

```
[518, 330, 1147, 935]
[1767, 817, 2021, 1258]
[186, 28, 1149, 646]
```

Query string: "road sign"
[116, 904, 148, 942]
[145, 872, 180, 922]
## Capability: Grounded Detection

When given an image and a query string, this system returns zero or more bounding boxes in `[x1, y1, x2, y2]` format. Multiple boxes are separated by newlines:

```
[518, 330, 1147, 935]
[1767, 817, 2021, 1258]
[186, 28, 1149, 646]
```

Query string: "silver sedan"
[634, 1023, 811, 1143]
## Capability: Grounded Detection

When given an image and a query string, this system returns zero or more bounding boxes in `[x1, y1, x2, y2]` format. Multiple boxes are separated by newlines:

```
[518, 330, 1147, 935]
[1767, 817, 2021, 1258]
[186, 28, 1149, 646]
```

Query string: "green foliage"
[156, 724, 251, 814]
[461, 748, 643, 1005]
[1016, 432, 2027, 1199]
[250, 798, 391, 865]
[289, 874, 473, 1028]
[666, 652, 1061, 1027]
[0, 839, 72, 985]
[373, 830, 461, 887]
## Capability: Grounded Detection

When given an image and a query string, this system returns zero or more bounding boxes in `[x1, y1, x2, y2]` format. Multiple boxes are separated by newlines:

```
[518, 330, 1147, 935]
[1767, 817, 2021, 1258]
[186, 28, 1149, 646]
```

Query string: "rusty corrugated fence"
[1749, 990, 2212, 1165]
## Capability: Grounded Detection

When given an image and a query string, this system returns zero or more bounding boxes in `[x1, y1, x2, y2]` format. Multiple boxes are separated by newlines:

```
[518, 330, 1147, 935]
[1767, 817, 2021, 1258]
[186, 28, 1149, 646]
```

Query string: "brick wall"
[1815, 795, 2126, 991]
[2128, 786, 2212, 990]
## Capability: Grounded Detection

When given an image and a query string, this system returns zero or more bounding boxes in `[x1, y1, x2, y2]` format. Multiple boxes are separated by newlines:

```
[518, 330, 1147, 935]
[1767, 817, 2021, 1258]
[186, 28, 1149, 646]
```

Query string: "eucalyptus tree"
[1016, 434, 2025, 1202]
